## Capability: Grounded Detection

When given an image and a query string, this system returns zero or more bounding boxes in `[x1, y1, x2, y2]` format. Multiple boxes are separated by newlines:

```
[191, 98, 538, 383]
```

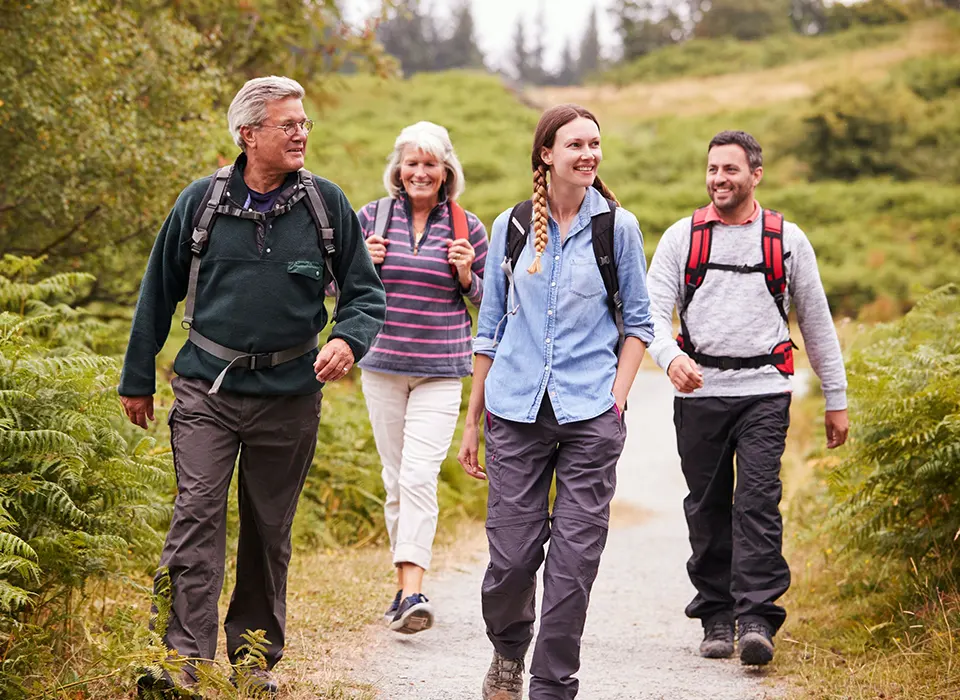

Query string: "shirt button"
[547, 310, 553, 316]
[554, 255, 560, 261]
[266, 248, 271, 253]
[315, 271, 320, 277]
[545, 338, 551, 344]
[544, 365, 549, 371]
[551, 282, 556, 287]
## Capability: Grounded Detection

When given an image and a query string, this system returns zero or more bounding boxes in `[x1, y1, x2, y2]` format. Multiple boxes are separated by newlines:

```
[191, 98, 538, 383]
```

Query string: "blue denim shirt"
[474, 187, 655, 424]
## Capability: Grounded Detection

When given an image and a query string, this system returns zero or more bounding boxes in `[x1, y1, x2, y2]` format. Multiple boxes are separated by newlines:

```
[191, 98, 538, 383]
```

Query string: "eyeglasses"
[259, 119, 314, 136]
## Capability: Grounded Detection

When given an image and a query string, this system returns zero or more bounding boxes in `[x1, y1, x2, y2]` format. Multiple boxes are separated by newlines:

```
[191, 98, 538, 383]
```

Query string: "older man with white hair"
[119, 76, 385, 696]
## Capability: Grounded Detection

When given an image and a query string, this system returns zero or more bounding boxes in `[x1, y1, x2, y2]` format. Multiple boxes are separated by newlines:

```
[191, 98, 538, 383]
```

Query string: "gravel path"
[356, 371, 785, 699]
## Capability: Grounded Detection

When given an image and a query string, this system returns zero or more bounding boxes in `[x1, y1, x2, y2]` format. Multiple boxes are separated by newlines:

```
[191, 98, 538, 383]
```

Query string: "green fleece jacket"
[119, 157, 386, 396]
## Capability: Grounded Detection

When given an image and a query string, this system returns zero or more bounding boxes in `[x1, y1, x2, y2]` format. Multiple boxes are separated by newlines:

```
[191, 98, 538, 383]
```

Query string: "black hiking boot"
[136, 668, 202, 699]
[738, 619, 775, 666]
[699, 616, 735, 658]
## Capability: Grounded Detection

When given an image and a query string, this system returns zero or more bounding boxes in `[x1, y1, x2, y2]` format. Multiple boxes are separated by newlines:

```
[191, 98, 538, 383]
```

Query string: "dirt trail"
[354, 371, 788, 699]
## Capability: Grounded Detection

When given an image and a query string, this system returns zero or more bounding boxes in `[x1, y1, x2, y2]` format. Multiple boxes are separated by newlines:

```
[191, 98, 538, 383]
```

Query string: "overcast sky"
[342, 0, 621, 72]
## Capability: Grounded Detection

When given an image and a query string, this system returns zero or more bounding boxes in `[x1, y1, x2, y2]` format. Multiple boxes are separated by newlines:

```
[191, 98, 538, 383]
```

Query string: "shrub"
[829, 284, 960, 582]
[0, 256, 171, 697]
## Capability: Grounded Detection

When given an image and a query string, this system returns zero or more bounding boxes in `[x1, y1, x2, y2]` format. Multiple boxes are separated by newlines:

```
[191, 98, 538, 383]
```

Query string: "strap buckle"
[247, 352, 274, 371]
[715, 357, 741, 371]
[191, 228, 209, 255]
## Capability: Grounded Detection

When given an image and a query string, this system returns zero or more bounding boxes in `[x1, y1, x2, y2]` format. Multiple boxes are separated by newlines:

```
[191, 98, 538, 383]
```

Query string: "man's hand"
[458, 421, 486, 480]
[120, 395, 155, 429]
[365, 234, 388, 265]
[314, 338, 355, 383]
[825, 409, 849, 449]
[667, 355, 704, 394]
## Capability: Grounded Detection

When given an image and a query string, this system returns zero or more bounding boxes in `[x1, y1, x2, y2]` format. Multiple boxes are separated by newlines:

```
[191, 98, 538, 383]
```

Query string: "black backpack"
[505, 198, 624, 351]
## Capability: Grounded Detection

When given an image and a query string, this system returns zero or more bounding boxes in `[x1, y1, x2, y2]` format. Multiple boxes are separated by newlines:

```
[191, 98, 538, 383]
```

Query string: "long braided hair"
[528, 104, 619, 274]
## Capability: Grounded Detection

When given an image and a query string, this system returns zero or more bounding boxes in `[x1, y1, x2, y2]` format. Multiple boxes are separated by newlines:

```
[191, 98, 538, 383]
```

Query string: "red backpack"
[676, 206, 796, 376]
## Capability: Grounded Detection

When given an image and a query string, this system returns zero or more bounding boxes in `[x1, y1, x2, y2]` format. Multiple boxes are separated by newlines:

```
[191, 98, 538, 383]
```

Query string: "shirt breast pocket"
[568, 256, 604, 300]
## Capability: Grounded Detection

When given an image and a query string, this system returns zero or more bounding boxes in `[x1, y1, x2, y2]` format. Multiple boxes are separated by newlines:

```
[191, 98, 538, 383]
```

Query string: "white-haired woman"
[357, 121, 488, 634]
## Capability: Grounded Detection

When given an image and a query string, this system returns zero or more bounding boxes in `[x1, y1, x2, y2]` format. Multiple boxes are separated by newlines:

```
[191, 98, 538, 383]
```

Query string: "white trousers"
[360, 369, 462, 570]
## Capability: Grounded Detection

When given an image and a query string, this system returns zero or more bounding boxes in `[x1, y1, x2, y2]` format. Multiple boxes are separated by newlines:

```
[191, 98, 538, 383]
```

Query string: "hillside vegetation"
[314, 13, 960, 318]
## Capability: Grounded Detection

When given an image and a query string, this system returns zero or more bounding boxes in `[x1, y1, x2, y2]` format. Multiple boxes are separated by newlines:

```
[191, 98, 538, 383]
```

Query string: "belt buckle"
[248, 352, 273, 371]
[717, 357, 737, 371]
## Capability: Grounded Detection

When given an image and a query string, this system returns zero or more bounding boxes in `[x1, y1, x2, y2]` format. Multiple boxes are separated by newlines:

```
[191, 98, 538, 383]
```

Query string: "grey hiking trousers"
[482, 399, 625, 700]
[156, 376, 321, 674]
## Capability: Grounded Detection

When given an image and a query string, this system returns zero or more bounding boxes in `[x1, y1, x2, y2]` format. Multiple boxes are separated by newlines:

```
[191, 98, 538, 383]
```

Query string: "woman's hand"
[366, 234, 388, 265]
[458, 421, 486, 480]
[447, 238, 475, 287]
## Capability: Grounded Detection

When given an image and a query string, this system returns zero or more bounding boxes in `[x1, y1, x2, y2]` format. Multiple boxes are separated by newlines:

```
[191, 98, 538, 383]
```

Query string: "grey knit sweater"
[646, 213, 848, 411]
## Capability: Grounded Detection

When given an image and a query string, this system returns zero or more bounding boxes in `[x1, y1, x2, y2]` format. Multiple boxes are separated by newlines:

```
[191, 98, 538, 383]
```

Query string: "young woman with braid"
[459, 104, 654, 700]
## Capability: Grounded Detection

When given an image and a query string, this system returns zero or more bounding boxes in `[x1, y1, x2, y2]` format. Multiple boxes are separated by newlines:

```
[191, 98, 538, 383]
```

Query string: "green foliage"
[829, 285, 960, 578]
[597, 22, 904, 85]
[0, 0, 222, 304]
[694, 0, 793, 41]
[0, 256, 172, 698]
[795, 78, 925, 180]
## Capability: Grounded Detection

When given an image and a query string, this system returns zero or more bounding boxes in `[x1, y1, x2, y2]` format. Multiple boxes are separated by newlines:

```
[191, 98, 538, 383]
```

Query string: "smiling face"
[706, 144, 762, 213]
[241, 97, 308, 175]
[540, 117, 602, 189]
[399, 146, 446, 207]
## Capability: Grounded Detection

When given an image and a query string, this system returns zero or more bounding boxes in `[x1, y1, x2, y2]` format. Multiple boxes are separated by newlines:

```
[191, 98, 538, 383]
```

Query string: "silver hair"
[383, 121, 466, 200]
[227, 76, 305, 151]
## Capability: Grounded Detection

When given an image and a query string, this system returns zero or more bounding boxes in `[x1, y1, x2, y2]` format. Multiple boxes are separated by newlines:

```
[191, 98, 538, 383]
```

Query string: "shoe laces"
[704, 619, 733, 642]
[491, 653, 524, 692]
[739, 621, 771, 639]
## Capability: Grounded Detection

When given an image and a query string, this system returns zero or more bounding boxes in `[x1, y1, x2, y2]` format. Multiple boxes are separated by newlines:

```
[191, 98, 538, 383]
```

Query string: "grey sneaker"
[699, 616, 735, 658]
[482, 651, 524, 700]
[738, 620, 775, 666]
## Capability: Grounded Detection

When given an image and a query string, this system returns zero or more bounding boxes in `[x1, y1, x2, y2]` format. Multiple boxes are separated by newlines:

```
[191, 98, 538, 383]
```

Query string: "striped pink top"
[356, 193, 487, 378]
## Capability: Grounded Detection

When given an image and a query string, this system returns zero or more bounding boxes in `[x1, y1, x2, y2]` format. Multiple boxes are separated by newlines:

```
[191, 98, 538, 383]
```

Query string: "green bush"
[0, 256, 171, 698]
[829, 284, 960, 581]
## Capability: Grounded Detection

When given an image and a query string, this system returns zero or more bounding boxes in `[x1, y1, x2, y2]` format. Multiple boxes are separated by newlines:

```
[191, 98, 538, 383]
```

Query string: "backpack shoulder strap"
[507, 199, 533, 270]
[373, 196, 393, 240]
[450, 200, 469, 241]
[183, 165, 232, 330]
[591, 198, 624, 353]
[299, 169, 340, 320]
[761, 208, 789, 325]
[683, 206, 714, 304]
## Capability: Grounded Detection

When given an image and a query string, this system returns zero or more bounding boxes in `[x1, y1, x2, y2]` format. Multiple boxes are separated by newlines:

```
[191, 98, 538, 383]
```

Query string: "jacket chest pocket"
[288, 260, 325, 283]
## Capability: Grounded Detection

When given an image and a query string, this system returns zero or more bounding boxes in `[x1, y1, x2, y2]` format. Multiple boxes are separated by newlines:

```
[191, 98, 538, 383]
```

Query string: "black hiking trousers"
[674, 393, 791, 633]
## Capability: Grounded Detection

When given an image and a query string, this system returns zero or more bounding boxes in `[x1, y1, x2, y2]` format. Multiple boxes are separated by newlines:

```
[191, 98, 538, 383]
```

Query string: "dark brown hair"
[527, 104, 619, 274]
[708, 130, 763, 171]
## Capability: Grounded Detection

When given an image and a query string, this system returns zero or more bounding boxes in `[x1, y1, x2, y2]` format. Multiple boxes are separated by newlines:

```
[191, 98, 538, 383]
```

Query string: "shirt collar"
[547, 186, 611, 234]
[229, 152, 301, 204]
[704, 199, 761, 226]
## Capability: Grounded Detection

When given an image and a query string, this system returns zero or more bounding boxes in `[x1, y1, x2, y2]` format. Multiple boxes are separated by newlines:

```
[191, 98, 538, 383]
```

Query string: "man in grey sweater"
[646, 131, 849, 666]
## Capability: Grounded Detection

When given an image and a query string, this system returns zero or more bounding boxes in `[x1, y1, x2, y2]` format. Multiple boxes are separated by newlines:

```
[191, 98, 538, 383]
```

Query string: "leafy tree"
[579, 5, 603, 78]
[694, 0, 792, 41]
[0, 0, 393, 305]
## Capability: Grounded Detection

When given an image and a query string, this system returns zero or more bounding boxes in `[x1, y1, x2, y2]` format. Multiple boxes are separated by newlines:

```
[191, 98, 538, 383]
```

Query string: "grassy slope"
[312, 16, 960, 319]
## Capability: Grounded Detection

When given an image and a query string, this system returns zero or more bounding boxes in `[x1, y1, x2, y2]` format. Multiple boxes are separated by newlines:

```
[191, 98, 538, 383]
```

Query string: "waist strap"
[188, 329, 318, 395]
